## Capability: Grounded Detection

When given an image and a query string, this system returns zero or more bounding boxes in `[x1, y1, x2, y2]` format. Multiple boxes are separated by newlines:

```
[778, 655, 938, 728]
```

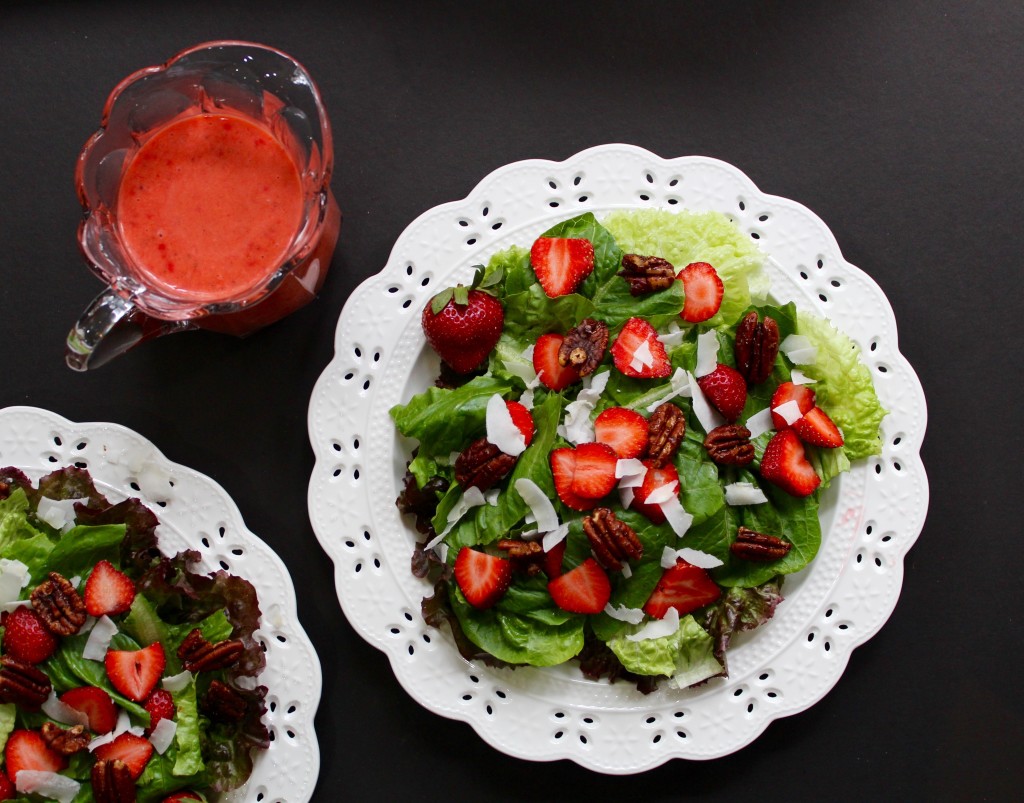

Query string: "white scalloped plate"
[307, 147, 928, 773]
[0, 406, 321, 802]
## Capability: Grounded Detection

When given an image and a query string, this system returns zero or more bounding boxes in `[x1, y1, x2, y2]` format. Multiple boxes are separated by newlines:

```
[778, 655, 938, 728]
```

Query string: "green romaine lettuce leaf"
[608, 613, 723, 685]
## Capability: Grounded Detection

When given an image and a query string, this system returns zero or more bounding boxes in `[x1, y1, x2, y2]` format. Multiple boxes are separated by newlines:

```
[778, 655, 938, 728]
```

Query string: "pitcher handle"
[65, 289, 189, 371]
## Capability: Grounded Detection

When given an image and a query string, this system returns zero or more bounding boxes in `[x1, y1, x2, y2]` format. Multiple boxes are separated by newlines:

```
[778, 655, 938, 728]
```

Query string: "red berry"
[593, 407, 649, 459]
[505, 401, 534, 446]
[611, 317, 672, 379]
[696, 364, 748, 422]
[0, 771, 13, 801]
[530, 236, 595, 297]
[59, 686, 118, 734]
[760, 430, 821, 497]
[162, 794, 203, 803]
[93, 731, 154, 779]
[644, 559, 722, 619]
[549, 447, 597, 512]
[792, 406, 844, 448]
[770, 381, 817, 430]
[569, 442, 619, 500]
[629, 460, 680, 524]
[4, 729, 66, 778]
[533, 333, 582, 391]
[84, 559, 137, 617]
[679, 262, 724, 323]
[1, 606, 58, 664]
[547, 558, 612, 614]
[453, 548, 513, 609]
[422, 287, 504, 374]
[104, 642, 166, 702]
[144, 688, 176, 733]
[543, 540, 567, 579]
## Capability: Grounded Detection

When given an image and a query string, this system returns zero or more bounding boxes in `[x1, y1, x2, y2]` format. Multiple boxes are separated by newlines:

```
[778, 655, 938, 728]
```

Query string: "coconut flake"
[424, 487, 487, 550]
[619, 487, 636, 509]
[645, 368, 693, 412]
[791, 368, 817, 385]
[542, 524, 569, 553]
[35, 497, 84, 532]
[780, 334, 818, 365]
[42, 691, 90, 728]
[614, 458, 646, 480]
[603, 603, 645, 624]
[772, 399, 804, 426]
[662, 545, 723, 569]
[657, 321, 687, 347]
[621, 563, 633, 579]
[15, 771, 80, 803]
[486, 394, 527, 457]
[687, 371, 726, 433]
[0, 559, 30, 606]
[724, 482, 769, 506]
[149, 718, 178, 754]
[695, 330, 720, 378]
[629, 339, 655, 372]
[559, 371, 611, 445]
[83, 615, 118, 661]
[744, 407, 775, 439]
[658, 495, 694, 538]
[485, 489, 500, 506]
[515, 479, 560, 533]
[161, 670, 194, 692]
[626, 607, 680, 642]
[643, 480, 679, 506]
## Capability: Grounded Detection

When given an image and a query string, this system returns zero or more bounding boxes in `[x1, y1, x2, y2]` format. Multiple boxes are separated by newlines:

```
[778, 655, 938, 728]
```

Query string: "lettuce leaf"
[608, 613, 723, 686]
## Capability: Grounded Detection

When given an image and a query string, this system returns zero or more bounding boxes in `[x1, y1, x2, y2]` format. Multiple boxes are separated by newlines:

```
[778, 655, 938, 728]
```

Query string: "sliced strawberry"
[162, 794, 203, 803]
[543, 539, 567, 579]
[570, 442, 619, 500]
[144, 688, 176, 733]
[105, 642, 166, 702]
[1, 606, 58, 665]
[679, 261, 724, 323]
[0, 772, 13, 801]
[59, 686, 118, 734]
[547, 558, 611, 614]
[760, 429, 821, 497]
[629, 461, 680, 524]
[4, 729, 67, 777]
[594, 407, 649, 459]
[530, 236, 595, 297]
[770, 381, 816, 430]
[93, 731, 154, 780]
[550, 447, 597, 511]
[792, 406, 844, 448]
[453, 548, 512, 609]
[505, 400, 534, 446]
[644, 559, 722, 619]
[611, 317, 672, 379]
[84, 559, 137, 617]
[696, 364, 747, 422]
[533, 333, 582, 391]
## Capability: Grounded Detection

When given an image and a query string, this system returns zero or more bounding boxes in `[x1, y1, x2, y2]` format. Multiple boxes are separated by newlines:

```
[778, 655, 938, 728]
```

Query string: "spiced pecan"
[41, 721, 90, 755]
[31, 571, 87, 637]
[558, 318, 608, 377]
[203, 679, 248, 723]
[583, 508, 643, 571]
[454, 438, 517, 491]
[730, 527, 792, 561]
[646, 403, 686, 467]
[91, 758, 136, 803]
[0, 654, 51, 708]
[734, 311, 780, 385]
[618, 253, 677, 295]
[177, 628, 245, 673]
[496, 539, 544, 576]
[703, 424, 755, 467]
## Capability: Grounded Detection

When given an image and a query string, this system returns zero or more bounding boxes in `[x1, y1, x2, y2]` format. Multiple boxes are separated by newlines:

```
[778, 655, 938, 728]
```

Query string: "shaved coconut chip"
[0, 601, 27, 613]
[724, 482, 769, 506]
[42, 691, 90, 728]
[542, 524, 569, 553]
[644, 480, 679, 506]
[604, 603, 645, 624]
[90, 710, 134, 751]
[425, 487, 487, 549]
[645, 368, 693, 412]
[619, 487, 636, 509]
[791, 368, 817, 385]
[786, 347, 817, 364]
[558, 371, 611, 445]
[15, 771, 80, 803]
[484, 489, 500, 506]
[515, 478, 560, 533]
[161, 670, 194, 692]
[436, 543, 449, 563]
[658, 495, 694, 538]
[35, 497, 84, 532]
[149, 718, 178, 754]
[744, 407, 775, 439]
[518, 371, 543, 411]
[614, 458, 646, 480]
[780, 334, 818, 364]
[83, 615, 118, 661]
[79, 616, 97, 635]
[661, 545, 723, 569]
[629, 339, 655, 372]
[626, 607, 680, 642]
[687, 371, 726, 433]
[657, 321, 687, 347]
[694, 330, 720, 378]
[621, 563, 633, 579]
[0, 558, 30, 606]
[486, 394, 527, 456]
[772, 399, 804, 426]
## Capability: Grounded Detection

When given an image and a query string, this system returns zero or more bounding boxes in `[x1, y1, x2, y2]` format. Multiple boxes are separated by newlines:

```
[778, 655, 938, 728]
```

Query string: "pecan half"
[0, 654, 51, 708]
[91, 758, 136, 803]
[496, 539, 544, 576]
[618, 253, 677, 295]
[41, 721, 90, 755]
[558, 318, 608, 377]
[703, 424, 755, 467]
[177, 628, 245, 673]
[734, 311, 780, 385]
[583, 508, 643, 571]
[646, 403, 686, 467]
[31, 571, 87, 636]
[730, 527, 792, 561]
[203, 679, 248, 723]
[454, 438, 517, 491]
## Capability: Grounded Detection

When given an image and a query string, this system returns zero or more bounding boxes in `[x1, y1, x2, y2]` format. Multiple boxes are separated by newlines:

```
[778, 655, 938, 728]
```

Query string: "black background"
[2, 1, 1022, 800]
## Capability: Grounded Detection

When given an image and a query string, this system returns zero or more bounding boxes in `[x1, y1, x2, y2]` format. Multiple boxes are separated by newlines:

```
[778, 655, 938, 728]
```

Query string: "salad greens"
[393, 210, 886, 690]
[0, 466, 268, 801]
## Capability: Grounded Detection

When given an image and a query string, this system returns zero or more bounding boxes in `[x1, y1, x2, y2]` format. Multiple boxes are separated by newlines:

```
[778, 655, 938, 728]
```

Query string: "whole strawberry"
[421, 268, 504, 374]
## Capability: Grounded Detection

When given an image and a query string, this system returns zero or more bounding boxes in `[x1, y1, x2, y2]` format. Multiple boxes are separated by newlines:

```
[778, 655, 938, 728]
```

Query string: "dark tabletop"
[2, 1, 1022, 800]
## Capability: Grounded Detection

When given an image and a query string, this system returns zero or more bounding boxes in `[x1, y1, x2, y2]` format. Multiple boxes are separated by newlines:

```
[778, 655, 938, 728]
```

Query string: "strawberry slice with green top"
[533, 333, 582, 391]
[59, 686, 118, 734]
[792, 406, 845, 448]
[84, 559, 137, 617]
[105, 641, 166, 702]
[547, 558, 611, 614]
[4, 729, 67, 777]
[530, 236, 595, 297]
[679, 261, 724, 322]
[760, 429, 821, 497]
[696, 364, 748, 423]
[93, 731, 154, 779]
[594, 407, 649, 459]
[611, 317, 672, 379]
[644, 559, 722, 619]
[453, 548, 512, 609]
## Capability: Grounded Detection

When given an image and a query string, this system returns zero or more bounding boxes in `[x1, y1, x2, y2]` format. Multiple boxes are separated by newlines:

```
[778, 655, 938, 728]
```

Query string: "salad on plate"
[392, 209, 886, 691]
[0, 466, 268, 802]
